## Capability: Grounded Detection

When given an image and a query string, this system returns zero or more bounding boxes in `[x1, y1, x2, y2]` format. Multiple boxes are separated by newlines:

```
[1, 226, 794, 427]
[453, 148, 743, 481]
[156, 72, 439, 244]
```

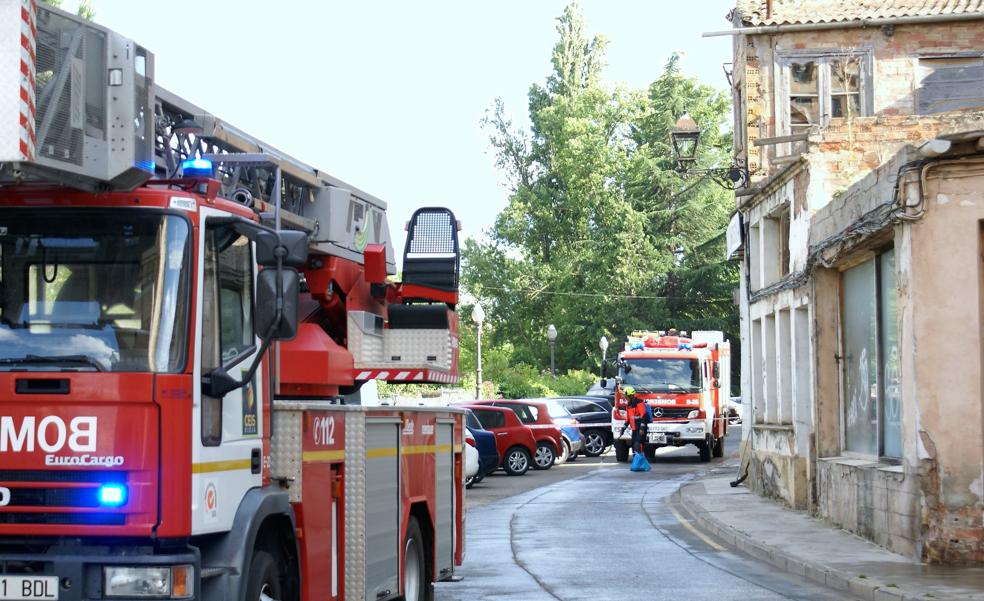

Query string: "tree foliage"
[465, 2, 739, 378]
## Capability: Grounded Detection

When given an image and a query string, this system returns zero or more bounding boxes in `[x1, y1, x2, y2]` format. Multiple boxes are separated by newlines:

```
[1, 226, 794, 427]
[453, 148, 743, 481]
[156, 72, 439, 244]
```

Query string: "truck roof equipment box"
[0, 0, 155, 190]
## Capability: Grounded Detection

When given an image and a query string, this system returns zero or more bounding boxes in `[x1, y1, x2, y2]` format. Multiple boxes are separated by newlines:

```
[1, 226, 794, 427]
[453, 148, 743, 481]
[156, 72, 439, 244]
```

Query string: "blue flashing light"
[98, 483, 127, 507]
[180, 158, 213, 178]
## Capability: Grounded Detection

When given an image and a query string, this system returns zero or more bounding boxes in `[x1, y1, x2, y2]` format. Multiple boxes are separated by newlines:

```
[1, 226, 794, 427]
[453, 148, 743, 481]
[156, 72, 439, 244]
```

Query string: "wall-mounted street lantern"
[670, 113, 750, 190]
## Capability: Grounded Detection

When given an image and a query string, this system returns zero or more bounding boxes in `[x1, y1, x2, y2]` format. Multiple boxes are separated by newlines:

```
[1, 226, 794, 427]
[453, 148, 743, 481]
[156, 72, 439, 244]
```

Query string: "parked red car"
[461, 404, 538, 476]
[469, 400, 564, 471]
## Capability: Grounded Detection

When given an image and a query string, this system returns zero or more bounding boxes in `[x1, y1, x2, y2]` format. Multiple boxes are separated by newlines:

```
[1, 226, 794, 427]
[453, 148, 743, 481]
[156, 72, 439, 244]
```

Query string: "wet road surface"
[438, 433, 857, 601]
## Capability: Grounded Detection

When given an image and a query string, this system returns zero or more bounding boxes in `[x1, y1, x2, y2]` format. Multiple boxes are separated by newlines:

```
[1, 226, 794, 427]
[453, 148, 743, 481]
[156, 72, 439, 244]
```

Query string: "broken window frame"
[777, 49, 874, 136]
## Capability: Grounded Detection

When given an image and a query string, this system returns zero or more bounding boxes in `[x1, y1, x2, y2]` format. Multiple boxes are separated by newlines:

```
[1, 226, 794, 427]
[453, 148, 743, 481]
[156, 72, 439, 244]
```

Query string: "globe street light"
[547, 324, 558, 377]
[471, 304, 486, 399]
[599, 335, 609, 377]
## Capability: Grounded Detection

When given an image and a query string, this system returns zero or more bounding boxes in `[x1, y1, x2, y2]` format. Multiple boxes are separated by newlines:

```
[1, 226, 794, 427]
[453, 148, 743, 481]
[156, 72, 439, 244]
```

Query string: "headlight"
[104, 565, 194, 599]
[687, 410, 700, 419]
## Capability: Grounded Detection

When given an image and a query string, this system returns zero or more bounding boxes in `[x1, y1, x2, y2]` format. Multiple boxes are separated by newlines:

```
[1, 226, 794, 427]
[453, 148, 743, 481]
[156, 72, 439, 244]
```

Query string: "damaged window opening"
[841, 248, 900, 459]
[781, 52, 870, 134]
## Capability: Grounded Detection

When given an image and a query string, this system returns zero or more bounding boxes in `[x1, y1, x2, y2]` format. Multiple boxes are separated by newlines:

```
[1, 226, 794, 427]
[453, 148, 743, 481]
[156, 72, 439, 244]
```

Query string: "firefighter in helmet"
[621, 386, 651, 456]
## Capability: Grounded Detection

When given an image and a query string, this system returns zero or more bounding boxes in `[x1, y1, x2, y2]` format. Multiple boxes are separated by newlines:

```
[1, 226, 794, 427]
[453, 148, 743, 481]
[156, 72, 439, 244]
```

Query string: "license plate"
[648, 432, 666, 444]
[0, 576, 58, 601]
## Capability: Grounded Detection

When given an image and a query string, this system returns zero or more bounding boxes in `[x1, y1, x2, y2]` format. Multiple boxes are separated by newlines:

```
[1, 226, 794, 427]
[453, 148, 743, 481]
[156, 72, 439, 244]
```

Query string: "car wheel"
[554, 439, 571, 465]
[245, 550, 283, 601]
[502, 446, 531, 476]
[698, 437, 712, 463]
[614, 440, 630, 463]
[644, 445, 657, 461]
[533, 442, 555, 470]
[583, 431, 607, 457]
[403, 517, 432, 601]
[465, 474, 476, 489]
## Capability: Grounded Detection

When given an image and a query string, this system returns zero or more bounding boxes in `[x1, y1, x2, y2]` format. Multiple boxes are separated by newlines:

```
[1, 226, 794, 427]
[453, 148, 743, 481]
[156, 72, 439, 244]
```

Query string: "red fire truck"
[0, 3, 464, 601]
[608, 331, 731, 463]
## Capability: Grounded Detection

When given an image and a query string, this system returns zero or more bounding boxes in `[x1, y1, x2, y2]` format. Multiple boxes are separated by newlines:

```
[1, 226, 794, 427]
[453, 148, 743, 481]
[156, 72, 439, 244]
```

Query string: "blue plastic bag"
[630, 452, 651, 472]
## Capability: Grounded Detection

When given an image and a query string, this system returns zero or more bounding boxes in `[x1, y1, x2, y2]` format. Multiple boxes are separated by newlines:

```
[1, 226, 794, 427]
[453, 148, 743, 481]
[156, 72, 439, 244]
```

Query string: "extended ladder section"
[0, 1, 460, 390]
[0, 0, 154, 189]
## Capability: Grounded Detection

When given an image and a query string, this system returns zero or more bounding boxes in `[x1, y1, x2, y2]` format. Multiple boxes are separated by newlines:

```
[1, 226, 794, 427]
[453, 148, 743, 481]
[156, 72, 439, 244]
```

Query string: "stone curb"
[673, 484, 983, 601]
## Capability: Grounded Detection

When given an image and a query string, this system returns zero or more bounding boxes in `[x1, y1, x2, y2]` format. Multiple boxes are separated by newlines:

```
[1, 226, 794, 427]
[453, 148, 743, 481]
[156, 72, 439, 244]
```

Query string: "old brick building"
[720, 0, 984, 561]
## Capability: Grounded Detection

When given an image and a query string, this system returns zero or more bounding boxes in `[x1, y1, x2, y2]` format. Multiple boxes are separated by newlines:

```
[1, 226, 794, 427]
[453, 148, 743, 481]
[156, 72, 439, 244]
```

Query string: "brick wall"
[736, 19, 984, 186]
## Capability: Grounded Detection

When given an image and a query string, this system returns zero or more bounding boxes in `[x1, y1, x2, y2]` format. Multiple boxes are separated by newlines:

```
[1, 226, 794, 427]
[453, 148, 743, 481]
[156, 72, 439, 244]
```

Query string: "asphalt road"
[439, 429, 858, 601]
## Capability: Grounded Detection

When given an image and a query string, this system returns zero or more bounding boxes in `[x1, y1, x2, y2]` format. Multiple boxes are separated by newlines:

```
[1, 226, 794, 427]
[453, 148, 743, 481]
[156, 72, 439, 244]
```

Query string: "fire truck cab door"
[191, 208, 265, 535]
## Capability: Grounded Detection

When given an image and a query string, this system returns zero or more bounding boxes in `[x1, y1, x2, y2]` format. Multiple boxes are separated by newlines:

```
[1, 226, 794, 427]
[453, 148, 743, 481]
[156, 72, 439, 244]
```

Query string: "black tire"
[614, 440, 630, 463]
[533, 442, 555, 470]
[698, 437, 712, 463]
[712, 435, 724, 458]
[644, 445, 657, 461]
[582, 430, 607, 457]
[502, 446, 531, 475]
[245, 550, 283, 601]
[465, 474, 476, 489]
[402, 517, 432, 601]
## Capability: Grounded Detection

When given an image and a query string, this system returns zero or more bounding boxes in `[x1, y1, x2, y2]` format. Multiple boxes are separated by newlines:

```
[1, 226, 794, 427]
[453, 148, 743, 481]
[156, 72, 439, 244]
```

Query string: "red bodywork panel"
[469, 400, 563, 456]
[459, 405, 537, 462]
[0, 373, 159, 537]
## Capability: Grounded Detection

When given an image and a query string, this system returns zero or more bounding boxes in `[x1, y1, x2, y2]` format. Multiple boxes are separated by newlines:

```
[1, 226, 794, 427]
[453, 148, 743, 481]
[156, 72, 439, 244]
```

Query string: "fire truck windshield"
[621, 358, 701, 393]
[0, 210, 192, 372]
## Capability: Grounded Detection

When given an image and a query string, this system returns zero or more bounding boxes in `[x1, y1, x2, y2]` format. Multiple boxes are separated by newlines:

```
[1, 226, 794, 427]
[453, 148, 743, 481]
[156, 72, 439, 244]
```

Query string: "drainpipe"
[704, 12, 984, 37]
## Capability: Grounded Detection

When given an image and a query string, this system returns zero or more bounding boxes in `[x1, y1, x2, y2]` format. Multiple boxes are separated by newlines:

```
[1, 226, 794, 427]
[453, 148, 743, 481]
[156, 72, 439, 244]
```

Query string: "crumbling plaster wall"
[907, 163, 984, 562]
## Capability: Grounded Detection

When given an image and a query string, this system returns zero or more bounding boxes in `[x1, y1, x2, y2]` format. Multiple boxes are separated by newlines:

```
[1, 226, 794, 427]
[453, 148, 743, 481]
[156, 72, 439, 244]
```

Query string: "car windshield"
[622, 358, 701, 393]
[0, 210, 192, 372]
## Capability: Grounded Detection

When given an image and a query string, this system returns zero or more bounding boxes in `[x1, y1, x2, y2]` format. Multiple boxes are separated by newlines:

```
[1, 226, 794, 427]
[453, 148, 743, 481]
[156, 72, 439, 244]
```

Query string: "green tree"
[466, 2, 737, 376]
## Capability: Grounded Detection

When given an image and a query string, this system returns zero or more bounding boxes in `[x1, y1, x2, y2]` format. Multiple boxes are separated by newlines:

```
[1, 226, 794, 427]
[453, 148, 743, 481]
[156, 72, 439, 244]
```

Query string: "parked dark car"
[464, 409, 499, 487]
[553, 397, 614, 457]
[583, 382, 615, 411]
[471, 400, 564, 470]
[460, 404, 537, 476]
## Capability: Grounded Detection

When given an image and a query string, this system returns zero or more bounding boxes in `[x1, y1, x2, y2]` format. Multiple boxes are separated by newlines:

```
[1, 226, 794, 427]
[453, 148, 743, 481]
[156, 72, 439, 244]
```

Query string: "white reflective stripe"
[414, 372, 425, 381]
[396, 371, 410, 380]
[377, 371, 390, 379]
[356, 371, 372, 379]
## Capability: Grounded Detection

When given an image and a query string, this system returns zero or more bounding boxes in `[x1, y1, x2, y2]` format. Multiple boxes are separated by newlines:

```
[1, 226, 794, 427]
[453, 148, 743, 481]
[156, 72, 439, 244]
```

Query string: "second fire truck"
[607, 331, 731, 463]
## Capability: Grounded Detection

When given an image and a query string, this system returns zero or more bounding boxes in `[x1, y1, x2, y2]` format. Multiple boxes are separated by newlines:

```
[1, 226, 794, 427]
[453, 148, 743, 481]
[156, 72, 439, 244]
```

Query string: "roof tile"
[735, 0, 984, 26]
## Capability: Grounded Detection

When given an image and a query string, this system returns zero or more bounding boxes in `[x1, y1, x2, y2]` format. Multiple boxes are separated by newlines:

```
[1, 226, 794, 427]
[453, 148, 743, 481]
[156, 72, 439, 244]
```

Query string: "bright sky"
[84, 0, 736, 253]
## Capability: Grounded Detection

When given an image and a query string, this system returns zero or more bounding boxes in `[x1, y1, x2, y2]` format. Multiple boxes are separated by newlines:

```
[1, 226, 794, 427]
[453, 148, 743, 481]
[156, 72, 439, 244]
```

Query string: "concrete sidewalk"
[678, 475, 984, 601]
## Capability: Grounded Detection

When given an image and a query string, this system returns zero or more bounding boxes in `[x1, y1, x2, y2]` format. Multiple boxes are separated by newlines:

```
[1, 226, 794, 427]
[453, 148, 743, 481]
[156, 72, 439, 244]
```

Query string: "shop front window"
[842, 248, 899, 458]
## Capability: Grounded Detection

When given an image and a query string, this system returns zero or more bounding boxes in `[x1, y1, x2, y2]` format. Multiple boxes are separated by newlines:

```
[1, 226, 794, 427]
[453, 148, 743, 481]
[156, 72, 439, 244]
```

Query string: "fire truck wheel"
[503, 447, 531, 475]
[245, 550, 283, 601]
[582, 431, 607, 457]
[614, 440, 630, 463]
[698, 437, 712, 463]
[533, 442, 556, 470]
[554, 439, 571, 465]
[712, 435, 724, 458]
[402, 517, 431, 601]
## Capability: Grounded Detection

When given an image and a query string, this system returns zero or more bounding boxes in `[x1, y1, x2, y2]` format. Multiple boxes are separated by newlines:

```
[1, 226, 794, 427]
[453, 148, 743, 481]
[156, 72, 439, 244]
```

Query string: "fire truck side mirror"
[255, 230, 308, 268]
[712, 361, 720, 380]
[256, 268, 300, 341]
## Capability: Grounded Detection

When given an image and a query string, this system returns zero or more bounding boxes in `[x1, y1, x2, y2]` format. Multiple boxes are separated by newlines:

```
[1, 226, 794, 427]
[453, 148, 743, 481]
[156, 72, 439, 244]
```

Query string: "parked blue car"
[465, 409, 499, 488]
[542, 399, 584, 463]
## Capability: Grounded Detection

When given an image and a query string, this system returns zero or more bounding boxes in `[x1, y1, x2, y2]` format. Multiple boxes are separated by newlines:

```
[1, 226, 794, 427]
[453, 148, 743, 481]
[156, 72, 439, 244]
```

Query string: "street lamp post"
[547, 324, 557, 377]
[599, 335, 609, 377]
[471, 304, 485, 399]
